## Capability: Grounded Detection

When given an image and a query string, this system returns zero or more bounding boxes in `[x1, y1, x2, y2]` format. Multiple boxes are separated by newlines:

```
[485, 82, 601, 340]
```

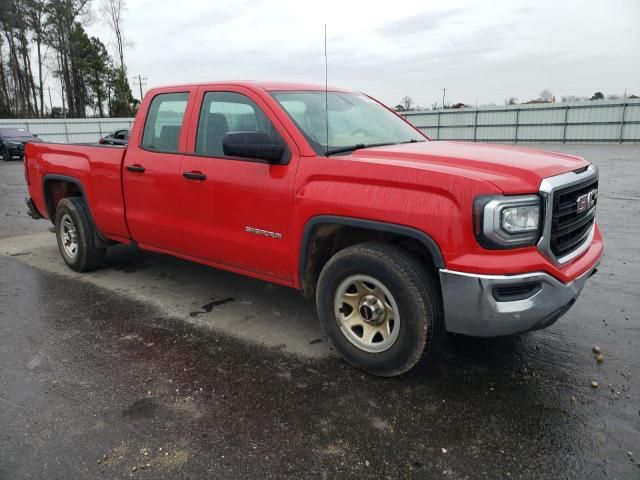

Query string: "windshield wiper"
[325, 139, 425, 156]
[325, 142, 396, 157]
[325, 143, 366, 156]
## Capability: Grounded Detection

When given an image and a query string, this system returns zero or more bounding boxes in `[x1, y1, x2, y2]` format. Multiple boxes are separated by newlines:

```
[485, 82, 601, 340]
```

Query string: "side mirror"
[222, 131, 286, 164]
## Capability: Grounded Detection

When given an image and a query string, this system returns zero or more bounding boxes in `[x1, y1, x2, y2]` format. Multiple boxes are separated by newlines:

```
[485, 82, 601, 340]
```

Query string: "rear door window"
[141, 93, 189, 152]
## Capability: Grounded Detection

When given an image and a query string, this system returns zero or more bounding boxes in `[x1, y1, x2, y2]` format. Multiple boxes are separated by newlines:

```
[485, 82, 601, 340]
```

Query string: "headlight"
[6, 141, 21, 146]
[473, 195, 541, 249]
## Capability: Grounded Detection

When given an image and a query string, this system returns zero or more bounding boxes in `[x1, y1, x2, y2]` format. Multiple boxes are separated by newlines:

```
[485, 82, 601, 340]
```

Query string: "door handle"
[183, 171, 207, 181]
[127, 164, 145, 173]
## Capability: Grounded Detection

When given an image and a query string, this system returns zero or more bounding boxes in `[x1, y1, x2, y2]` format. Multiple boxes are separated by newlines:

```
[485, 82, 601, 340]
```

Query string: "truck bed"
[25, 142, 131, 242]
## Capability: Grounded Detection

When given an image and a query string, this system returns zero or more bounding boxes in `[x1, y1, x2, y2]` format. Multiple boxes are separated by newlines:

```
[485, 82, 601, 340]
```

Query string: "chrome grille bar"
[538, 164, 598, 265]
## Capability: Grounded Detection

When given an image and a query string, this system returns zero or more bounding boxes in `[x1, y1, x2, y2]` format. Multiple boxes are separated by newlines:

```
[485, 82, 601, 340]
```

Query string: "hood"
[351, 141, 590, 194]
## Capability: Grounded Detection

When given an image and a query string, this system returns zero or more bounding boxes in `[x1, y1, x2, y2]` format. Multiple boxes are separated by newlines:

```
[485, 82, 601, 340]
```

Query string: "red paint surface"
[25, 81, 602, 289]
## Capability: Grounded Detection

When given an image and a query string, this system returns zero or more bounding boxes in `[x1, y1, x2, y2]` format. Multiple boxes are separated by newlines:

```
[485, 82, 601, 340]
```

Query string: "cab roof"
[151, 80, 355, 93]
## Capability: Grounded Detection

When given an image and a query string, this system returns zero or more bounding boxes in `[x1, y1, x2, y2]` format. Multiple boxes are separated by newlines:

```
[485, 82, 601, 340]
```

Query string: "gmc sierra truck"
[24, 81, 603, 376]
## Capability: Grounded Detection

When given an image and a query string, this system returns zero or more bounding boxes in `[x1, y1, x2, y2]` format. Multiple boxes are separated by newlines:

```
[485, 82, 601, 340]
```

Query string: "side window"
[141, 93, 189, 152]
[195, 91, 284, 157]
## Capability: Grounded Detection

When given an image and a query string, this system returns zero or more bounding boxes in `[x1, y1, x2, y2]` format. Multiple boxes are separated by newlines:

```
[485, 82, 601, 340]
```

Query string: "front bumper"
[439, 262, 599, 337]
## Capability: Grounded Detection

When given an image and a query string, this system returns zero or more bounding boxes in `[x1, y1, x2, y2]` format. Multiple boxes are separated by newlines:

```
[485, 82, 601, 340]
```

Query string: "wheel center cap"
[359, 304, 373, 321]
[358, 295, 385, 325]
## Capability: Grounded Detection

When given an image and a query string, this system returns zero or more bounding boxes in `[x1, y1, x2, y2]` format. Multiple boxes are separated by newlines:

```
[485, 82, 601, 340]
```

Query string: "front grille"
[550, 177, 598, 258]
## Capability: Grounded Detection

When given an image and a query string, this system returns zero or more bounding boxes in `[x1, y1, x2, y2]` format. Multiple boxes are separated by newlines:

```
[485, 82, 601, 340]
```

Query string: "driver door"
[180, 86, 299, 281]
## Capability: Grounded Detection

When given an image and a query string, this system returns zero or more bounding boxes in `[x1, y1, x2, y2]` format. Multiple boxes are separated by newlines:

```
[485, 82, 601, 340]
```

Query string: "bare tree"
[400, 95, 414, 111]
[505, 97, 517, 105]
[100, 0, 126, 71]
[0, 0, 39, 116]
[25, 0, 49, 116]
[45, 0, 93, 117]
[539, 89, 554, 102]
[0, 0, 121, 119]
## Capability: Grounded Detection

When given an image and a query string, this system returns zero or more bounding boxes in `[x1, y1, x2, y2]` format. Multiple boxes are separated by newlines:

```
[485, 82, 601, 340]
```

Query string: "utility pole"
[60, 78, 66, 119]
[132, 75, 148, 102]
[47, 87, 53, 116]
[442, 88, 446, 110]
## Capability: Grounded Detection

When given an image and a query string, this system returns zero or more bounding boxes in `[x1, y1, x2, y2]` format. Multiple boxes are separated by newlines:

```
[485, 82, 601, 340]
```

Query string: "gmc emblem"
[576, 189, 597, 214]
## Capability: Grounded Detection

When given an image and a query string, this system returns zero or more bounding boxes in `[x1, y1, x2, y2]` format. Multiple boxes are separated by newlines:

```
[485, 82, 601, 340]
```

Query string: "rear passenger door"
[180, 87, 299, 281]
[123, 89, 195, 253]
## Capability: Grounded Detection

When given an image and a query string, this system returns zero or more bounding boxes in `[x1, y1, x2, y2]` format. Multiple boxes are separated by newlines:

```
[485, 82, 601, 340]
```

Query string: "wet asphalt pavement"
[1, 145, 639, 479]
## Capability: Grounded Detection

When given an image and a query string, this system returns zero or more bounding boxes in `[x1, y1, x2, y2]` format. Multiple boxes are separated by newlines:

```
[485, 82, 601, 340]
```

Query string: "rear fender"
[42, 174, 112, 248]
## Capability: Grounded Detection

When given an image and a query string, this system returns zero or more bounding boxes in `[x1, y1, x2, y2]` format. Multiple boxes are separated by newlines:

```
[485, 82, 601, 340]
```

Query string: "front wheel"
[316, 242, 442, 377]
[55, 197, 106, 272]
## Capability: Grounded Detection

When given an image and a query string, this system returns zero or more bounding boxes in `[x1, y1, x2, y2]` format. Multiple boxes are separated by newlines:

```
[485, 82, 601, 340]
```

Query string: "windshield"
[271, 91, 426, 155]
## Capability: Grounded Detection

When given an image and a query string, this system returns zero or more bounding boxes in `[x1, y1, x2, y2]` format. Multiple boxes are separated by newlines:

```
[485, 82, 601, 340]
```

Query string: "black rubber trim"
[528, 299, 575, 332]
[138, 145, 292, 165]
[42, 174, 115, 248]
[42, 174, 95, 226]
[25, 197, 43, 219]
[492, 282, 542, 302]
[299, 215, 445, 284]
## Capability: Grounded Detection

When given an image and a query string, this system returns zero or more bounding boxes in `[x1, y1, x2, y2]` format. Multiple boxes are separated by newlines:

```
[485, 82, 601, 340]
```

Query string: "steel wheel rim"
[60, 213, 79, 259]
[333, 274, 400, 353]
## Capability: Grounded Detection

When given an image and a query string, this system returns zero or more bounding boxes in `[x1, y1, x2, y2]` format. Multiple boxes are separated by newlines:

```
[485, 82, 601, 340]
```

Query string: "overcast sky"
[82, 0, 640, 108]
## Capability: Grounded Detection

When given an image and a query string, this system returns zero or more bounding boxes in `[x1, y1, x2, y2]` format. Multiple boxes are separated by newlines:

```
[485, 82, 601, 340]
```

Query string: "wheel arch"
[42, 174, 112, 248]
[43, 174, 90, 224]
[298, 215, 445, 297]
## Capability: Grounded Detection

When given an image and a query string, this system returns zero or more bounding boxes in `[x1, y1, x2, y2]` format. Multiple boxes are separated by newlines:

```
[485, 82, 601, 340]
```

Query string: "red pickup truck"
[24, 81, 603, 376]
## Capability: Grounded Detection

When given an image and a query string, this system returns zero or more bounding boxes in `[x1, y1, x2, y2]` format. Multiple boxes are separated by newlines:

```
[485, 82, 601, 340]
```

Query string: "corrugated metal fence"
[1, 98, 639, 144]
[400, 98, 640, 143]
[0, 118, 134, 143]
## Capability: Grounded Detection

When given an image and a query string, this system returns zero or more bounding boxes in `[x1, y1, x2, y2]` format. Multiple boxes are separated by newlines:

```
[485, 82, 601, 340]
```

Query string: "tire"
[2, 147, 10, 161]
[55, 197, 106, 272]
[316, 242, 443, 377]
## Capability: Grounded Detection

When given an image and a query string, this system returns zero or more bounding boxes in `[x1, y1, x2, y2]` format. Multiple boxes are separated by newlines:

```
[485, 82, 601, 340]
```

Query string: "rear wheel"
[316, 242, 442, 377]
[55, 197, 106, 272]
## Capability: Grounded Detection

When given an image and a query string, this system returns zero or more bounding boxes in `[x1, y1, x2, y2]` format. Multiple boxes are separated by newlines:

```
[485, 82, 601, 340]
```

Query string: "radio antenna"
[324, 24, 329, 156]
